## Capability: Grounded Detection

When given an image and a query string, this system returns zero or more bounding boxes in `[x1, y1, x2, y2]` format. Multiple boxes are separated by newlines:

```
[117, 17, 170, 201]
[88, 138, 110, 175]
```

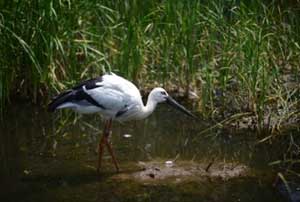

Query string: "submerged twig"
[205, 157, 215, 172]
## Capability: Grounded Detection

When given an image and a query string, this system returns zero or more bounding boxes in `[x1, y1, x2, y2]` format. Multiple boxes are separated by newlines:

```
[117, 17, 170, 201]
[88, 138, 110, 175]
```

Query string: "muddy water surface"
[0, 102, 286, 202]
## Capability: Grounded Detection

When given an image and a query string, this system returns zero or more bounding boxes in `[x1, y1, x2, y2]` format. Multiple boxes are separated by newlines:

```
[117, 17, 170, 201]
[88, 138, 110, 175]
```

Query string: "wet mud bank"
[115, 160, 249, 184]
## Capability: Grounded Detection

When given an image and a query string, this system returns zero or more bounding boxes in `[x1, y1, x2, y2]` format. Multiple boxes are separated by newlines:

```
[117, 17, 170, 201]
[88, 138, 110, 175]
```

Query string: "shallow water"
[0, 102, 287, 202]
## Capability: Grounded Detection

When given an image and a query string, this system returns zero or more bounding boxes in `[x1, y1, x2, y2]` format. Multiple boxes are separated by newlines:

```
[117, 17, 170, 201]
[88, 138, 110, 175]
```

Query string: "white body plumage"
[49, 73, 196, 122]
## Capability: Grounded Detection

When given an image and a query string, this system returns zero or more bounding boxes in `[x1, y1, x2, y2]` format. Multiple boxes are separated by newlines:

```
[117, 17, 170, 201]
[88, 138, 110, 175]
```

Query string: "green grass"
[0, 0, 299, 131]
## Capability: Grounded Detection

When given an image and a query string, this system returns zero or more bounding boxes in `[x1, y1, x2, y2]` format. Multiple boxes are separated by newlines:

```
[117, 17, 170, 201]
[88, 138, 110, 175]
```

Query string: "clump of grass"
[0, 0, 299, 132]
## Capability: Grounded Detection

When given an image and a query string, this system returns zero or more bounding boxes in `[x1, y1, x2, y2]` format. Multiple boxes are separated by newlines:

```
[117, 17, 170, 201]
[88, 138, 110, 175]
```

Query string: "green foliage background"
[0, 0, 299, 127]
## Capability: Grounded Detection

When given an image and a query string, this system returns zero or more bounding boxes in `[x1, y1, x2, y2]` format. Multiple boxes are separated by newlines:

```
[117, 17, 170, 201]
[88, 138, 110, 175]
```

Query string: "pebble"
[123, 134, 132, 138]
[165, 160, 174, 167]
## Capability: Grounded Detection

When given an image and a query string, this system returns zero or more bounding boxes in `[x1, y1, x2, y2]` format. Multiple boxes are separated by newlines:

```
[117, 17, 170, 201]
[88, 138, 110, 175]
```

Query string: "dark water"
[0, 102, 287, 202]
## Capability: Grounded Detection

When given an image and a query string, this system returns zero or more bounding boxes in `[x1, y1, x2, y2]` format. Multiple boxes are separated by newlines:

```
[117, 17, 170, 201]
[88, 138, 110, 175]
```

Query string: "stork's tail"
[48, 90, 73, 112]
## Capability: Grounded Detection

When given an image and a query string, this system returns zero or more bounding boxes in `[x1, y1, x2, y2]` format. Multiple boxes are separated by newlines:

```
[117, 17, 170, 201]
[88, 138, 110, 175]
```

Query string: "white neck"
[138, 93, 157, 120]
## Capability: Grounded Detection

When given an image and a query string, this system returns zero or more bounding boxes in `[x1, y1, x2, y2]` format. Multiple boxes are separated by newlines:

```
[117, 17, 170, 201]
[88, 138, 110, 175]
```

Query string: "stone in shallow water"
[123, 134, 132, 138]
[165, 160, 174, 167]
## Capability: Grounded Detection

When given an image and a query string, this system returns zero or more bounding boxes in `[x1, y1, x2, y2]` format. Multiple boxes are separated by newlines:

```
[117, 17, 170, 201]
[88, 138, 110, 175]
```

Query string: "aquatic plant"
[0, 0, 299, 131]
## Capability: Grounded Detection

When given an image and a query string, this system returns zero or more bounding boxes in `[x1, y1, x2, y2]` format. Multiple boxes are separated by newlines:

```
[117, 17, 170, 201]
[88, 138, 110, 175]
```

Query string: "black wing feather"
[72, 76, 103, 90]
[115, 105, 129, 118]
[48, 90, 73, 112]
[48, 76, 105, 112]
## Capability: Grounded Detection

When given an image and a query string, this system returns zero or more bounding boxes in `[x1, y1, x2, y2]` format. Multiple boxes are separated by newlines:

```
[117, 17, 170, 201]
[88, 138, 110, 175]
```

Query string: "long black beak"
[166, 96, 198, 119]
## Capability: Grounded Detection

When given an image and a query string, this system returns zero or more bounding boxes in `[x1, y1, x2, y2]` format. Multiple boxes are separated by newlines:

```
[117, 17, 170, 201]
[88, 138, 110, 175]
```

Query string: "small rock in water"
[165, 160, 174, 167]
[123, 134, 132, 138]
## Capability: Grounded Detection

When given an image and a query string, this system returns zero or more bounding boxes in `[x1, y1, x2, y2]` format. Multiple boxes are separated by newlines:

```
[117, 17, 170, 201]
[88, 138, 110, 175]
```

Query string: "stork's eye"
[161, 91, 167, 95]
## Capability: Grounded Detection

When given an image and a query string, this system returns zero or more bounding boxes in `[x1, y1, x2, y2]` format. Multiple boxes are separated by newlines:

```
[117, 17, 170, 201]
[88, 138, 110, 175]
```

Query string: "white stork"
[48, 72, 196, 172]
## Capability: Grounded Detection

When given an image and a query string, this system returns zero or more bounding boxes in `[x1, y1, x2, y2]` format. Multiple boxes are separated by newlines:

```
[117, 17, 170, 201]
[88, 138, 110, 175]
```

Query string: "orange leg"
[97, 135, 106, 173]
[97, 119, 119, 173]
[105, 135, 119, 172]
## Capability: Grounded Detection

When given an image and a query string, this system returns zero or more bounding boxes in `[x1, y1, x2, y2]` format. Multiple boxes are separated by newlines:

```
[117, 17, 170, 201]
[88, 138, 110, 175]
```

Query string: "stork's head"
[149, 87, 169, 103]
[149, 87, 197, 119]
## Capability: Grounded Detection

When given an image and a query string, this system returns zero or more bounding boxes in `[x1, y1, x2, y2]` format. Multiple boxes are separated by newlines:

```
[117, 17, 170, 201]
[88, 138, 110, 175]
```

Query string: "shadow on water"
[0, 102, 288, 202]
